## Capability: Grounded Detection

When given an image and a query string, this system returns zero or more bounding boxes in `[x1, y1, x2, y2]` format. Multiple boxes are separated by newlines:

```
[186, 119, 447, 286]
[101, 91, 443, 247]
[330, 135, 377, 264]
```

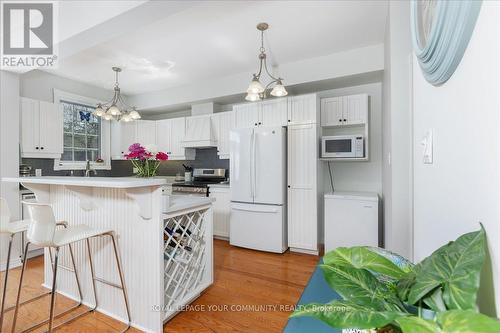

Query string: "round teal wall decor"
[411, 0, 482, 86]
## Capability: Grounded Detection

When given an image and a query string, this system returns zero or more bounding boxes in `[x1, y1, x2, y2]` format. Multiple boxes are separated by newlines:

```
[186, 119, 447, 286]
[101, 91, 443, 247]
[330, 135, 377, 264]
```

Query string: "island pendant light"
[94, 67, 141, 122]
[245, 23, 288, 102]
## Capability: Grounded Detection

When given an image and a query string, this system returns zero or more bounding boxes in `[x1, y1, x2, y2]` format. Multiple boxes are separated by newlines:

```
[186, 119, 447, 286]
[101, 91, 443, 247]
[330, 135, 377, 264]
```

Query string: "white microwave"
[321, 135, 364, 158]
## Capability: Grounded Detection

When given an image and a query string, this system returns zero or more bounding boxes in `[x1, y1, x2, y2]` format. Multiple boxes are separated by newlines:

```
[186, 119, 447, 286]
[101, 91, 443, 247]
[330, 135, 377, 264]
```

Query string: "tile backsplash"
[22, 147, 229, 178]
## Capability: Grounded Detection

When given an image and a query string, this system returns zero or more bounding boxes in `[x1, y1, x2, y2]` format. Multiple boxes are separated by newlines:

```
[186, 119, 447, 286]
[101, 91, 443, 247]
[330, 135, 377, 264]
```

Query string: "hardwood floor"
[1, 240, 319, 333]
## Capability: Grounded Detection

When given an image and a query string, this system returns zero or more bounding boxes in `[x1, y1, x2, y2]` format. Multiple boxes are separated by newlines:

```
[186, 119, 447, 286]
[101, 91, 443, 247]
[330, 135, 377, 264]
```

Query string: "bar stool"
[11, 202, 131, 333]
[0, 198, 82, 333]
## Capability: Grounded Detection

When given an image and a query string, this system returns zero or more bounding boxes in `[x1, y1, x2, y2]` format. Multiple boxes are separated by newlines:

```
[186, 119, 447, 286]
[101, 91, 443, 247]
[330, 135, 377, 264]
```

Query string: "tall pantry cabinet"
[287, 94, 322, 254]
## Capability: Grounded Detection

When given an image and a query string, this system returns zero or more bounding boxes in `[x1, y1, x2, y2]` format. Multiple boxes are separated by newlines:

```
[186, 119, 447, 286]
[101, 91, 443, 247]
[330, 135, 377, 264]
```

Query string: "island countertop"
[2, 176, 168, 188]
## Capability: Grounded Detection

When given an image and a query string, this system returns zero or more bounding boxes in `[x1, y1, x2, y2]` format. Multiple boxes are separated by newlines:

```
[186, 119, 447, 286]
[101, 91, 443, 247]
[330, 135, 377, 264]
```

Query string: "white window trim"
[53, 89, 111, 171]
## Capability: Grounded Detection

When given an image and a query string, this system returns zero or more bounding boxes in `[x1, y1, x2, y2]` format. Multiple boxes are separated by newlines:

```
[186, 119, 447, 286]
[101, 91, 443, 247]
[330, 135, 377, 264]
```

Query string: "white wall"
[382, 2, 413, 259]
[319, 83, 383, 195]
[412, 3, 500, 315]
[20, 70, 112, 103]
[0, 71, 21, 269]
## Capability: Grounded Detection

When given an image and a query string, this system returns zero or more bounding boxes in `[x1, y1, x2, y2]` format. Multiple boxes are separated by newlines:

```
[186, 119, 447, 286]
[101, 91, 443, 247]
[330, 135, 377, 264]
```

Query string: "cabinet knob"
[254, 123, 257, 126]
[339, 119, 342, 122]
[40, 147, 44, 150]
[343, 119, 347, 122]
[287, 185, 290, 188]
[287, 119, 290, 122]
[35, 147, 39, 150]
[258, 122, 262, 125]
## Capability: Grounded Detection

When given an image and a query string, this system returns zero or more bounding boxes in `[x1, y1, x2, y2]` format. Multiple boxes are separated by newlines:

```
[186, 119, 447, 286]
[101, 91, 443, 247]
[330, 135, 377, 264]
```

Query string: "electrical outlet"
[133, 167, 138, 174]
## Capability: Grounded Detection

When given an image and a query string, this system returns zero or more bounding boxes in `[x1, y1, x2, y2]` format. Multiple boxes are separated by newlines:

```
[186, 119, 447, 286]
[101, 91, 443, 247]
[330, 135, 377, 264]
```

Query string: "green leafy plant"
[291, 226, 500, 332]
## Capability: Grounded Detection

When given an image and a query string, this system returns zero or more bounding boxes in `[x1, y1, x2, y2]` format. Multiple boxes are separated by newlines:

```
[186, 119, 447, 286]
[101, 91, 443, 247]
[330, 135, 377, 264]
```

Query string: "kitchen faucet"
[84, 160, 97, 177]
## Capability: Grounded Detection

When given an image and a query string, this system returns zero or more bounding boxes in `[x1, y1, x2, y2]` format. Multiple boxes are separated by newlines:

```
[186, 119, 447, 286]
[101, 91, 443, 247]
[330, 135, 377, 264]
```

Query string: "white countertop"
[324, 191, 379, 201]
[207, 183, 230, 189]
[3, 176, 168, 188]
[165, 195, 214, 214]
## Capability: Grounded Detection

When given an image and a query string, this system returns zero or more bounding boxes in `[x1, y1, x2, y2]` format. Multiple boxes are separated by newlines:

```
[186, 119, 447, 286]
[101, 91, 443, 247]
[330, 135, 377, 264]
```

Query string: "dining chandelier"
[245, 23, 288, 102]
[93, 67, 141, 122]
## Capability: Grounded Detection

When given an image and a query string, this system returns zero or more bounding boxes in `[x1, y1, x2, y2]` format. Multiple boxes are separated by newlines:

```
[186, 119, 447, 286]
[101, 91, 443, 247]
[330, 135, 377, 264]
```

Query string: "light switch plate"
[421, 130, 433, 164]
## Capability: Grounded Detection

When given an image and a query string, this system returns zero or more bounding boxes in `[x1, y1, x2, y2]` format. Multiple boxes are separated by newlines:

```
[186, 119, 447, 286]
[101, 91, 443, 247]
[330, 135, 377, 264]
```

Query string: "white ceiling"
[45, 0, 388, 95]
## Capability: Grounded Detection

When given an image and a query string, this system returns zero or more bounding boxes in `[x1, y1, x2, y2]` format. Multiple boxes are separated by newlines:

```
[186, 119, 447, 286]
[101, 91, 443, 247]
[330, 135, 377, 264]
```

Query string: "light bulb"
[103, 113, 113, 121]
[270, 82, 288, 97]
[108, 105, 121, 116]
[129, 110, 141, 119]
[247, 76, 264, 94]
[94, 105, 105, 117]
[245, 92, 261, 102]
[121, 113, 132, 122]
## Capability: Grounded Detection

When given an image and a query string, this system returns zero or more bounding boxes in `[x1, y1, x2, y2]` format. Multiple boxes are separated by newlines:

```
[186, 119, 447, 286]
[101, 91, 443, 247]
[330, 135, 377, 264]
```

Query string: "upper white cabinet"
[111, 121, 136, 159]
[287, 94, 319, 125]
[21, 97, 63, 158]
[136, 120, 157, 146]
[321, 94, 368, 127]
[234, 99, 288, 128]
[156, 117, 195, 160]
[211, 111, 235, 159]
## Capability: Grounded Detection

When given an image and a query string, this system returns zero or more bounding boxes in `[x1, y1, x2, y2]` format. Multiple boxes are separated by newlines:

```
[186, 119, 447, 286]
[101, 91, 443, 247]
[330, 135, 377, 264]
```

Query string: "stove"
[172, 168, 226, 196]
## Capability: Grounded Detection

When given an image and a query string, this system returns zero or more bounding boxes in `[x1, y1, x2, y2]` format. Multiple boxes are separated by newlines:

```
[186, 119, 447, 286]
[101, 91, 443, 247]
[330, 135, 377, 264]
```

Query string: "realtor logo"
[1, 1, 57, 68]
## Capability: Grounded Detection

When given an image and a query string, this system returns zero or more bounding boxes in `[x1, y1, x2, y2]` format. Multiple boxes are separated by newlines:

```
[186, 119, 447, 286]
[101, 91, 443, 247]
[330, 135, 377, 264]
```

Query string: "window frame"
[53, 89, 111, 171]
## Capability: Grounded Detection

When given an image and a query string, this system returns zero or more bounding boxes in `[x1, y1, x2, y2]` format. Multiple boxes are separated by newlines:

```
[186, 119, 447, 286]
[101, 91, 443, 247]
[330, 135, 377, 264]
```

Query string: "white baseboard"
[289, 247, 319, 256]
[0, 249, 44, 272]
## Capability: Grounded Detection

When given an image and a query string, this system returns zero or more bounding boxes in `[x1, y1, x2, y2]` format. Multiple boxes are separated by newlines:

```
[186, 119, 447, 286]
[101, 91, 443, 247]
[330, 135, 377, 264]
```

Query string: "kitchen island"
[2, 177, 214, 333]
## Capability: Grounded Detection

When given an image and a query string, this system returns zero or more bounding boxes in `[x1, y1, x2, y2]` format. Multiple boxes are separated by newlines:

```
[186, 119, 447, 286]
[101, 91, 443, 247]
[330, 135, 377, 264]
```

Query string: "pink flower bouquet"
[124, 143, 168, 177]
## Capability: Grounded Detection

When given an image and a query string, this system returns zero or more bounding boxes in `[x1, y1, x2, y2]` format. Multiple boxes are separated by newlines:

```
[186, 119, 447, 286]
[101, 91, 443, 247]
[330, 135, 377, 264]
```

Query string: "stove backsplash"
[22, 147, 229, 178]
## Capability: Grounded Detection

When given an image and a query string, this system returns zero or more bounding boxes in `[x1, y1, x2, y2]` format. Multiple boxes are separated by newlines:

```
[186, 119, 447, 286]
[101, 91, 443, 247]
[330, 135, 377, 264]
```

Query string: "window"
[61, 100, 102, 162]
[53, 90, 111, 170]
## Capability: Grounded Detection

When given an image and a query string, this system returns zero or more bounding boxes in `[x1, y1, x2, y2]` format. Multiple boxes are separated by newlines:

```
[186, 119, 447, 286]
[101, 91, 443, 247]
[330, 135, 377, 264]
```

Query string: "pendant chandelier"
[94, 67, 141, 122]
[245, 23, 287, 102]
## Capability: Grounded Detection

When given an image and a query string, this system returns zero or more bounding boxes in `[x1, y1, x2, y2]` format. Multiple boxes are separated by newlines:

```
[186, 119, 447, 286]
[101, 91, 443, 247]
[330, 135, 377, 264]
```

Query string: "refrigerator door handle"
[252, 130, 257, 201]
[232, 207, 279, 214]
[250, 130, 254, 199]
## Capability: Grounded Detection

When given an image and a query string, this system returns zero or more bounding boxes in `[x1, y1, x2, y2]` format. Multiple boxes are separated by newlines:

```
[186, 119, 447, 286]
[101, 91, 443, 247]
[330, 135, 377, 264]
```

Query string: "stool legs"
[0, 234, 14, 333]
[109, 233, 131, 332]
[10, 242, 30, 333]
[47, 248, 59, 333]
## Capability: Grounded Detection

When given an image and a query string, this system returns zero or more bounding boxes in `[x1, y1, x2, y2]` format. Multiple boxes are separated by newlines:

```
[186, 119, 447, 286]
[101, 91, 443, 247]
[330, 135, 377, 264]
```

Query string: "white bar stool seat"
[11, 201, 131, 333]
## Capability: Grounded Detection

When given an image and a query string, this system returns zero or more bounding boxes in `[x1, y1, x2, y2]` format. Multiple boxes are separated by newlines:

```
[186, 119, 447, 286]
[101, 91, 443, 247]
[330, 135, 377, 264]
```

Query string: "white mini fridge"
[229, 126, 287, 253]
[324, 191, 379, 252]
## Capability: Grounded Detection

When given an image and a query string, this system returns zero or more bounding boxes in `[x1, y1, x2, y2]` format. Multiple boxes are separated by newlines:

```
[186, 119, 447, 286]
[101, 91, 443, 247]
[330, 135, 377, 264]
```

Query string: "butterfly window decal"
[79, 111, 91, 122]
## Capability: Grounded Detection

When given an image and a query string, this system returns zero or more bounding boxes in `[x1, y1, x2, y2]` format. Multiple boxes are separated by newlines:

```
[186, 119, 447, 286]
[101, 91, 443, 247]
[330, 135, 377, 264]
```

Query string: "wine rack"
[163, 208, 209, 311]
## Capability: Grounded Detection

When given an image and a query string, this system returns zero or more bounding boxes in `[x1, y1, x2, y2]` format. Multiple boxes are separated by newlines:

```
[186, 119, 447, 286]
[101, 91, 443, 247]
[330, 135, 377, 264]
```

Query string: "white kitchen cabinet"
[260, 99, 288, 127]
[111, 121, 137, 159]
[234, 103, 259, 128]
[287, 123, 320, 253]
[136, 120, 156, 146]
[155, 117, 195, 160]
[209, 186, 231, 239]
[211, 111, 235, 159]
[234, 99, 288, 128]
[288, 94, 319, 125]
[321, 94, 368, 127]
[324, 192, 379, 252]
[156, 119, 172, 154]
[20, 97, 63, 158]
